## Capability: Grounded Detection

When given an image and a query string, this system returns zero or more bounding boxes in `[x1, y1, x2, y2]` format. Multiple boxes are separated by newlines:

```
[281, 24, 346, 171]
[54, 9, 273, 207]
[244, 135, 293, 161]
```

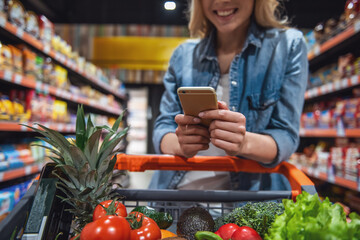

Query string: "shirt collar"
[199, 20, 264, 62]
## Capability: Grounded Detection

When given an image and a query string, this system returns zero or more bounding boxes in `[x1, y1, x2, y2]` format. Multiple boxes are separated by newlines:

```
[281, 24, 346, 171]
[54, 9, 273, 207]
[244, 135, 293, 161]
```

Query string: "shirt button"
[231, 106, 236, 111]
[231, 81, 237, 86]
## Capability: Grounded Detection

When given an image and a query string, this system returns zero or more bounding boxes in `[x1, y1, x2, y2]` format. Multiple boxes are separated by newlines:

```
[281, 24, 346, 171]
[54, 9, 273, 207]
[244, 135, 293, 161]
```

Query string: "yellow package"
[52, 100, 67, 122]
[0, 96, 14, 120]
[54, 65, 68, 88]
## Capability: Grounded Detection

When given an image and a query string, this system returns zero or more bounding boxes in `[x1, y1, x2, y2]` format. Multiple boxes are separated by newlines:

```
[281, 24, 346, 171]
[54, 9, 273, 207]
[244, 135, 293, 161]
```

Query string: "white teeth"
[217, 9, 234, 17]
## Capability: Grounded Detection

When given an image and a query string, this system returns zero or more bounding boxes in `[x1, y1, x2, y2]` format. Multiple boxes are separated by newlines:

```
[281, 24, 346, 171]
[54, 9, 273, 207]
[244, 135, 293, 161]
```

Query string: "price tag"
[351, 75, 359, 85]
[16, 28, 24, 38]
[0, 15, 6, 27]
[314, 45, 320, 56]
[341, 78, 348, 89]
[334, 81, 341, 90]
[314, 169, 320, 178]
[4, 70, 12, 81]
[43, 44, 51, 54]
[43, 85, 49, 95]
[355, 20, 360, 33]
[25, 166, 32, 175]
[57, 123, 64, 132]
[320, 85, 327, 95]
[35, 81, 42, 92]
[56, 88, 62, 97]
[14, 74, 22, 84]
[20, 125, 28, 132]
[326, 83, 333, 92]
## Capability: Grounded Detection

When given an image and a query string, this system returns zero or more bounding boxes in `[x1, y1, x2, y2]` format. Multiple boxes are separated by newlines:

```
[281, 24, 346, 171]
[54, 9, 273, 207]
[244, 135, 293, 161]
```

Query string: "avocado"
[177, 206, 215, 240]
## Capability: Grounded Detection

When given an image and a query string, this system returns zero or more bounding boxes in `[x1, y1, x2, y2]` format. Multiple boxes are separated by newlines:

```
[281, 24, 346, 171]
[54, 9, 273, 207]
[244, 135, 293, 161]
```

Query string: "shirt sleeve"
[152, 45, 184, 154]
[259, 30, 309, 168]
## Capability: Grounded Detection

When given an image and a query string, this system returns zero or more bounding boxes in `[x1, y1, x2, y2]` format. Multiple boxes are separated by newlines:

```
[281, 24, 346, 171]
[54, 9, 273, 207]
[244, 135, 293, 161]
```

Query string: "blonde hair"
[188, 0, 288, 38]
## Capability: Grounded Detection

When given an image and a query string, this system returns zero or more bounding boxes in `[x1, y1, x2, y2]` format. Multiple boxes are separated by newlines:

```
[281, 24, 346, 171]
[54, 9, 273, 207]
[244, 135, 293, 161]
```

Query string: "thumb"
[218, 101, 229, 110]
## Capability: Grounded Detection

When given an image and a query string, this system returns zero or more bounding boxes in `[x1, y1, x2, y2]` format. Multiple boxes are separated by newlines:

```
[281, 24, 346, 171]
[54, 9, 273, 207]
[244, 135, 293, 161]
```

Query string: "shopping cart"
[0, 154, 315, 239]
[114, 154, 316, 233]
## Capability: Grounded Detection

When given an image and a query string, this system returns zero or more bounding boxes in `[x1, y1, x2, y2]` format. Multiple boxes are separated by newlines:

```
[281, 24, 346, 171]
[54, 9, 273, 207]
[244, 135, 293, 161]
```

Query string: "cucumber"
[131, 206, 173, 229]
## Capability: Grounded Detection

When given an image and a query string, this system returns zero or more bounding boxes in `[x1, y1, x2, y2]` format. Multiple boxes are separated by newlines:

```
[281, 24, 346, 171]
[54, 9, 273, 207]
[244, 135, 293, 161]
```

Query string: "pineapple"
[24, 105, 128, 233]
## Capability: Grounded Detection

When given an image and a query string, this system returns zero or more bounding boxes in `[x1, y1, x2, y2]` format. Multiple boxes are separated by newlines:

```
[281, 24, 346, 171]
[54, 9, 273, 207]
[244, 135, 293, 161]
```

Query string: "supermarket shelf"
[0, 70, 123, 116]
[308, 26, 356, 61]
[0, 162, 44, 183]
[297, 165, 359, 192]
[305, 75, 360, 100]
[0, 122, 75, 133]
[0, 15, 126, 101]
[300, 128, 360, 137]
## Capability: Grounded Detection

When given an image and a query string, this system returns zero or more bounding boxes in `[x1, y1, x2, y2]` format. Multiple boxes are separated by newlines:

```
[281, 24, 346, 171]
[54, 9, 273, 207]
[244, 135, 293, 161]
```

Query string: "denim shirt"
[149, 22, 308, 191]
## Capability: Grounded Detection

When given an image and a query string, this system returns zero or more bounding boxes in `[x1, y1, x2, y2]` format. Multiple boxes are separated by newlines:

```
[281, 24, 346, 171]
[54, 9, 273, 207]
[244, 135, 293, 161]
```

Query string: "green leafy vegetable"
[265, 191, 360, 240]
[214, 201, 284, 238]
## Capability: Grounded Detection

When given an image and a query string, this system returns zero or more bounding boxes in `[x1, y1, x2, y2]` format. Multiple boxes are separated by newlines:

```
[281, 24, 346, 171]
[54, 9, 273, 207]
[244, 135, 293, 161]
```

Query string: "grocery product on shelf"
[6, 0, 25, 29]
[24, 11, 39, 39]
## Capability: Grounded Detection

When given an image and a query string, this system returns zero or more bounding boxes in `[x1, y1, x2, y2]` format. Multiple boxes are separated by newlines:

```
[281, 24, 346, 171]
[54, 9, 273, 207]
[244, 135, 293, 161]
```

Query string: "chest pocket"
[246, 91, 279, 132]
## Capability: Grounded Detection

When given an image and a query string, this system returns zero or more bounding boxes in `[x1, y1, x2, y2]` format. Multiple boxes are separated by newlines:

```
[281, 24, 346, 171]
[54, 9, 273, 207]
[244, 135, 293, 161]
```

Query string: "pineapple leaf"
[78, 187, 93, 196]
[85, 170, 97, 189]
[85, 115, 95, 141]
[53, 172, 76, 189]
[98, 127, 128, 167]
[59, 165, 81, 189]
[68, 145, 87, 171]
[48, 156, 65, 166]
[106, 155, 117, 176]
[75, 105, 86, 151]
[78, 163, 91, 188]
[83, 129, 102, 170]
[112, 109, 126, 132]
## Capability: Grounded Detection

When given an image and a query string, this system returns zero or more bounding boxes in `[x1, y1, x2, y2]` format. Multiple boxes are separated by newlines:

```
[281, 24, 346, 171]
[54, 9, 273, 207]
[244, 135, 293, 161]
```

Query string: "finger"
[210, 128, 245, 143]
[176, 130, 211, 144]
[211, 138, 239, 156]
[217, 101, 229, 110]
[177, 124, 210, 138]
[181, 143, 210, 156]
[199, 109, 245, 123]
[175, 114, 201, 125]
[209, 120, 246, 134]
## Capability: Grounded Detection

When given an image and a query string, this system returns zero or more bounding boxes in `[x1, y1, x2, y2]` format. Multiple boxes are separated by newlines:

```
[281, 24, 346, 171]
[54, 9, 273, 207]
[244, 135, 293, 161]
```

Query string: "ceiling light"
[164, 1, 176, 11]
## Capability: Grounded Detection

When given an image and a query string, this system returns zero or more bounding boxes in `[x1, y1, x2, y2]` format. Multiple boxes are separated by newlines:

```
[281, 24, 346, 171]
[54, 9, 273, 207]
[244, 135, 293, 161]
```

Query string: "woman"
[149, 0, 308, 191]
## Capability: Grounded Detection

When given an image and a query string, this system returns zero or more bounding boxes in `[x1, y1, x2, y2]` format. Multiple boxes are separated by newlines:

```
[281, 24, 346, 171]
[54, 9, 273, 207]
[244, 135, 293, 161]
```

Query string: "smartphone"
[177, 86, 218, 126]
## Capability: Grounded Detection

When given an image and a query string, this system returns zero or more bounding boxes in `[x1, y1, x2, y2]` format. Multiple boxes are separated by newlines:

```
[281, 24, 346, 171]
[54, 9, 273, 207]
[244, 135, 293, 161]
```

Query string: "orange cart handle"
[115, 154, 316, 200]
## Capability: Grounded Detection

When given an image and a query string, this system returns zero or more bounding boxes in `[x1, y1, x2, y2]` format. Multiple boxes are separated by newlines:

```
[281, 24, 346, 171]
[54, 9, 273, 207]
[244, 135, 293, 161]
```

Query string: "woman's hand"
[199, 101, 246, 156]
[174, 114, 211, 158]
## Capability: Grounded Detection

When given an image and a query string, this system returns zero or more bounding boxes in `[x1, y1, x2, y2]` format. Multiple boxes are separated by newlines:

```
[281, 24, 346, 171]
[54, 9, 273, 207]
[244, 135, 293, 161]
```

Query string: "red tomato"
[128, 212, 161, 240]
[93, 200, 127, 221]
[231, 226, 262, 240]
[80, 215, 131, 240]
[216, 223, 241, 240]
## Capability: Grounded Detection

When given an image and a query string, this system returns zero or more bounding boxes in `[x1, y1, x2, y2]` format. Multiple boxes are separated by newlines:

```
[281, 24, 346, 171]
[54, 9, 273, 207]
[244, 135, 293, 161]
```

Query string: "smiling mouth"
[215, 9, 238, 17]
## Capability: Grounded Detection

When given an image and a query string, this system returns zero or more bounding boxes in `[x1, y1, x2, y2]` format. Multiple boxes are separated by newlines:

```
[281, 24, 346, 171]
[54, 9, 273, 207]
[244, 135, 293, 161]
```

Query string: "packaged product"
[54, 65, 68, 89]
[17, 45, 36, 79]
[42, 57, 55, 84]
[0, 42, 13, 71]
[8, 45, 22, 74]
[345, 0, 360, 23]
[38, 14, 53, 45]
[7, 0, 25, 29]
[34, 55, 44, 81]
[25, 11, 39, 39]
[0, 95, 13, 120]
[52, 100, 67, 123]
[0, 0, 6, 23]
[0, 191, 15, 217]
